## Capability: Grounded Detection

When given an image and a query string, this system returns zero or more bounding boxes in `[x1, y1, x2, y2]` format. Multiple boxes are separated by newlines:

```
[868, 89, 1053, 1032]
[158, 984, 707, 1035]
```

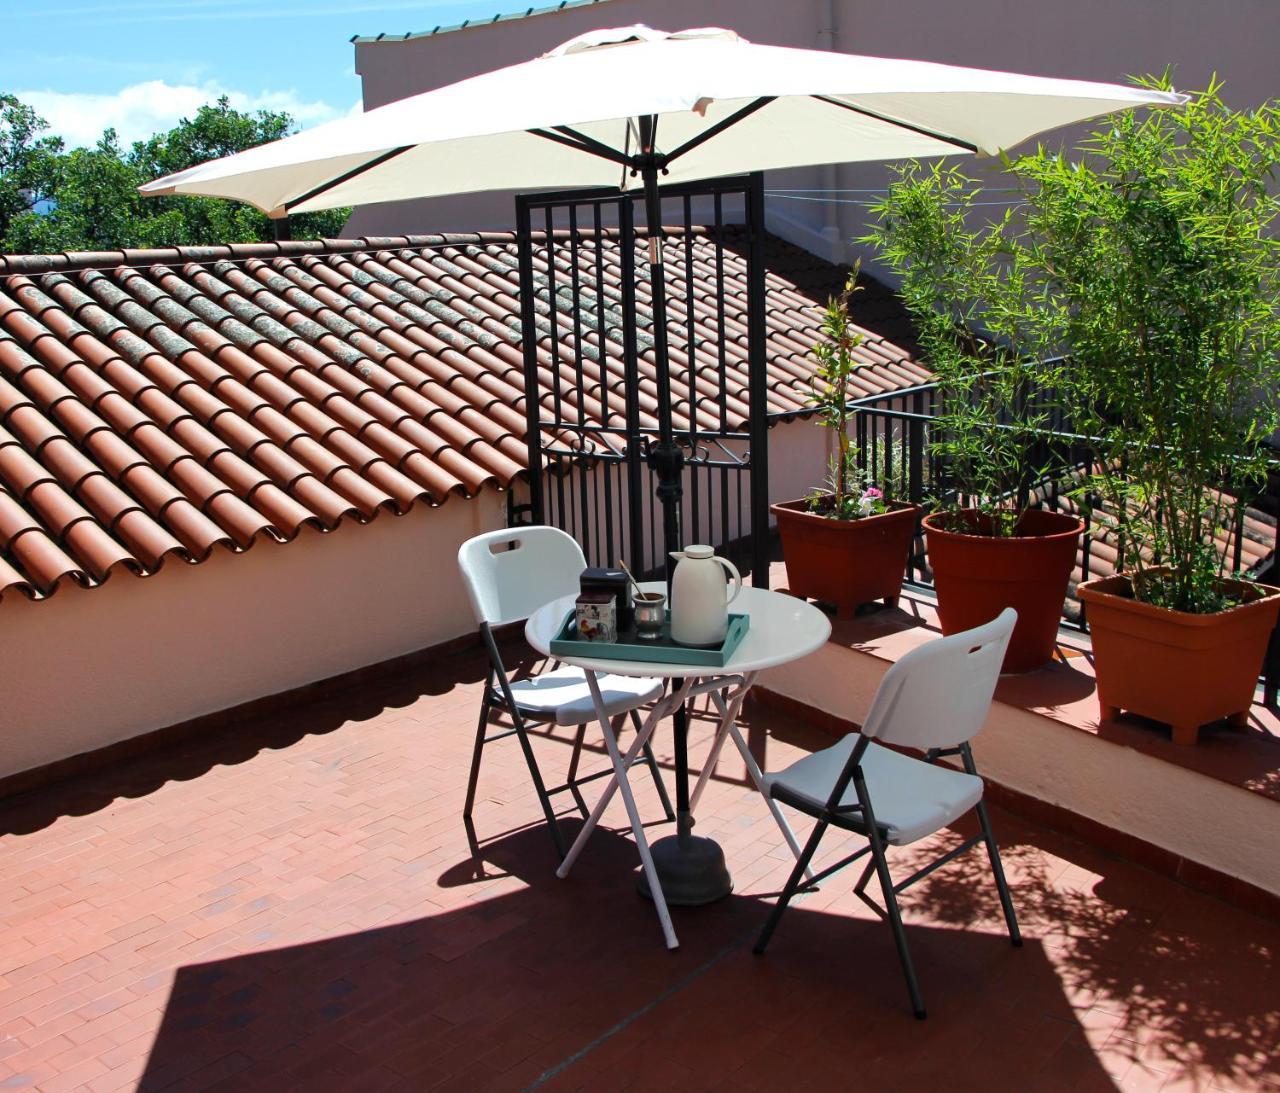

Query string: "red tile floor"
[2, 636, 1278, 1092]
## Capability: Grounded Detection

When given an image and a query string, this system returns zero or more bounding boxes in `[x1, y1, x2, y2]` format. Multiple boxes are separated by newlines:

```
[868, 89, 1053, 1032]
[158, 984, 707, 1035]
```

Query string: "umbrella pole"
[638, 163, 683, 585]
[635, 157, 733, 908]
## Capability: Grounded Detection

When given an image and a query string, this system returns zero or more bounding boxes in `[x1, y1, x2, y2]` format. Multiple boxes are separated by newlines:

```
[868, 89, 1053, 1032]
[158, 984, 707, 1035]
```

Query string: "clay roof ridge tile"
[1, 231, 554, 277]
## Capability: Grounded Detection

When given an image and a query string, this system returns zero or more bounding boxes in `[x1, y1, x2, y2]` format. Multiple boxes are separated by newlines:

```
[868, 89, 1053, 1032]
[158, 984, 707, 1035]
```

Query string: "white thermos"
[669, 544, 742, 646]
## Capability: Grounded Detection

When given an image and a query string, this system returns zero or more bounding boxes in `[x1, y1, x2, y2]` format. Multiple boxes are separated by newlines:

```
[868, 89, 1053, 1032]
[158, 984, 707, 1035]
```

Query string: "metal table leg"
[556, 675, 690, 949]
[688, 673, 814, 881]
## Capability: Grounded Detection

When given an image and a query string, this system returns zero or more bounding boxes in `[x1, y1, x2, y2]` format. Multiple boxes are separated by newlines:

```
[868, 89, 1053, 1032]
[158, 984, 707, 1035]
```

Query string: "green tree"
[129, 96, 293, 177]
[0, 94, 65, 243]
[0, 95, 349, 253]
[4, 130, 149, 253]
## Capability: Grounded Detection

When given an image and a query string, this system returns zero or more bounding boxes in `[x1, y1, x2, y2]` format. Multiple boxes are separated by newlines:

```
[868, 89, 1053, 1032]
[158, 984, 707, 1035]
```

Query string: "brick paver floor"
[2, 636, 1278, 1092]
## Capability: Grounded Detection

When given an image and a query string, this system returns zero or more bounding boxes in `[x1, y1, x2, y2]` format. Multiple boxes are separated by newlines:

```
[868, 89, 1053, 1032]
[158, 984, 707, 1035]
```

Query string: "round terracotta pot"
[923, 508, 1084, 673]
[772, 498, 920, 618]
[1078, 572, 1280, 746]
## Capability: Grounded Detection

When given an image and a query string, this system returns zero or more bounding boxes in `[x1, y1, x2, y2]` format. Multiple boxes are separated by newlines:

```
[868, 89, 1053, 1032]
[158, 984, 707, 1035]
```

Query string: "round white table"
[526, 583, 831, 949]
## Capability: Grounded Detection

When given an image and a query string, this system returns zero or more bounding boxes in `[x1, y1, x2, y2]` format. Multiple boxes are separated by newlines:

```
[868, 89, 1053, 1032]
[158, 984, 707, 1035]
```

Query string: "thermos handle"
[715, 556, 743, 605]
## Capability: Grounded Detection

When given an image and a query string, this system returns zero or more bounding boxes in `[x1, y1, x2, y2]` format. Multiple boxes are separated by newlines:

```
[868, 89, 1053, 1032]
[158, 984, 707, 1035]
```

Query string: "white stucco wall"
[770, 416, 832, 508]
[0, 492, 505, 781]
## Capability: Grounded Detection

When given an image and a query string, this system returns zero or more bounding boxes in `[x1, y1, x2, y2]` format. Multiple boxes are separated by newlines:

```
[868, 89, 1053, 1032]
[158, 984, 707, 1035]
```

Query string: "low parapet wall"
[0, 492, 504, 786]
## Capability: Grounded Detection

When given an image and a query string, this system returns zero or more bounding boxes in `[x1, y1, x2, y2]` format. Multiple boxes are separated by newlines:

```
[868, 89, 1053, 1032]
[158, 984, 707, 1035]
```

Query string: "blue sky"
[3, 0, 532, 148]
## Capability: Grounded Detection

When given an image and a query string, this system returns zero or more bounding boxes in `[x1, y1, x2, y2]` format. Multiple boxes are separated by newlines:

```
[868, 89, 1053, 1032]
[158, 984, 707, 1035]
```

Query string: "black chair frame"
[463, 622, 673, 858]
[753, 735, 1021, 1019]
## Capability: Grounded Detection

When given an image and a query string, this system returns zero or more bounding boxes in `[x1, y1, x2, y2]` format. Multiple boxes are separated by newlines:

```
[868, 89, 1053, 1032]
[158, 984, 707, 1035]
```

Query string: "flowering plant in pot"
[771, 268, 920, 618]
[864, 166, 1084, 672]
[1021, 80, 1280, 744]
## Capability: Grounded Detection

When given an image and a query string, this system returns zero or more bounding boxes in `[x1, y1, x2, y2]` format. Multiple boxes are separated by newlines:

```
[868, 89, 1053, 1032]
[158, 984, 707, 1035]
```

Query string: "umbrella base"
[637, 832, 733, 905]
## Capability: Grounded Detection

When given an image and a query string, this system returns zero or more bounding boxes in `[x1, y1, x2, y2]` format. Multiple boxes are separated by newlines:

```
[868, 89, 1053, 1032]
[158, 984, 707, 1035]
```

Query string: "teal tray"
[550, 610, 750, 667]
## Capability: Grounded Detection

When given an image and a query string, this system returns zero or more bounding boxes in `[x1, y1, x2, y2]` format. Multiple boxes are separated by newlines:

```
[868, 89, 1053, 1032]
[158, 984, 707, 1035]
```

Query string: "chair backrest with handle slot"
[458, 526, 587, 628]
[860, 608, 1016, 750]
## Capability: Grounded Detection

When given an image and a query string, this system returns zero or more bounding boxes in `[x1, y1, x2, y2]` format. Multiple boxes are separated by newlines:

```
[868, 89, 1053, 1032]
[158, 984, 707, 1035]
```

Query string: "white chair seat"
[764, 735, 983, 846]
[509, 666, 664, 726]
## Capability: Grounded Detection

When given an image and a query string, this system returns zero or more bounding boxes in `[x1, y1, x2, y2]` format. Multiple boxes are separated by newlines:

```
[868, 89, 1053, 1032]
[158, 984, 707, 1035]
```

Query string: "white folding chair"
[753, 608, 1022, 1019]
[457, 526, 672, 858]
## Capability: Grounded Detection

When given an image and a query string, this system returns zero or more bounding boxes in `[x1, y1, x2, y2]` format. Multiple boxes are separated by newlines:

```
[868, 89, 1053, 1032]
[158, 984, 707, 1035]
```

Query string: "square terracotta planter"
[772, 497, 919, 618]
[1078, 573, 1280, 745]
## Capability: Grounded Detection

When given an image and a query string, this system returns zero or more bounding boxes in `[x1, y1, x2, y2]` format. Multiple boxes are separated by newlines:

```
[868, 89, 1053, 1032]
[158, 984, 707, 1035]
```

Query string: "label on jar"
[575, 594, 617, 643]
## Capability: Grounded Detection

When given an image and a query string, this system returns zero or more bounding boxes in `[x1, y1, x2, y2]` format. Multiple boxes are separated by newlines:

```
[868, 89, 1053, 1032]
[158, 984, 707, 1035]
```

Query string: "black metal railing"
[840, 380, 1270, 633]
[511, 174, 772, 582]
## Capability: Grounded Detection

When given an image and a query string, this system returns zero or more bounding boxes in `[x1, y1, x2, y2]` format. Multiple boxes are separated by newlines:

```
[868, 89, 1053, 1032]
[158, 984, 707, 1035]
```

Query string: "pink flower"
[863, 487, 883, 499]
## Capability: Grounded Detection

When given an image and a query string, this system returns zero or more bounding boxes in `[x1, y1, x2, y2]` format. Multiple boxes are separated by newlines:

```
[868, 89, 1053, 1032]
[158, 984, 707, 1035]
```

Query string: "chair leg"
[463, 697, 491, 823]
[567, 723, 590, 818]
[852, 856, 876, 899]
[975, 798, 1022, 947]
[754, 819, 827, 956]
[634, 709, 675, 821]
[961, 743, 1021, 947]
[510, 708, 568, 860]
[862, 795, 926, 1020]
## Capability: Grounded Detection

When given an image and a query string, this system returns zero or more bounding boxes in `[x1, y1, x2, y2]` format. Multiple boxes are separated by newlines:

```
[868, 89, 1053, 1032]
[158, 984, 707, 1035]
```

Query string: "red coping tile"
[0, 636, 1276, 1092]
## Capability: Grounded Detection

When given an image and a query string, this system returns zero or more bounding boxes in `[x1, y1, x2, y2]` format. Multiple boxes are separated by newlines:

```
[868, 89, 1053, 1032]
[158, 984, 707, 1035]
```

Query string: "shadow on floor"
[889, 813, 1280, 1091]
[0, 643, 493, 838]
[135, 822, 1106, 1092]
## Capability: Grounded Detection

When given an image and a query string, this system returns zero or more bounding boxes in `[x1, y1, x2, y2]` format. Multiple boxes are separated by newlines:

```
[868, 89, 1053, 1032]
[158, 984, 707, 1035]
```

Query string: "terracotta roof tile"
[0, 229, 922, 605]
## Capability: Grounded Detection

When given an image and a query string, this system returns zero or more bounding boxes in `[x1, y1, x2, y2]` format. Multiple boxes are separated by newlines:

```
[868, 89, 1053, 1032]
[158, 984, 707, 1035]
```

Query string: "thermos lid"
[680, 544, 714, 559]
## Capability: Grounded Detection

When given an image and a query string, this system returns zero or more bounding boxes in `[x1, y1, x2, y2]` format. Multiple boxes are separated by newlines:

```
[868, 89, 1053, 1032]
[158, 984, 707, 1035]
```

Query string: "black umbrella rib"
[663, 96, 776, 165]
[529, 127, 632, 166]
[531, 98, 778, 172]
[283, 145, 416, 212]
[812, 95, 978, 154]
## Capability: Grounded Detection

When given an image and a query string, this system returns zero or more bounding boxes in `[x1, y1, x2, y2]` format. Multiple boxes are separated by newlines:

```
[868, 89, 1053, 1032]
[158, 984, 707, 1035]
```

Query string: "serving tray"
[549, 610, 750, 667]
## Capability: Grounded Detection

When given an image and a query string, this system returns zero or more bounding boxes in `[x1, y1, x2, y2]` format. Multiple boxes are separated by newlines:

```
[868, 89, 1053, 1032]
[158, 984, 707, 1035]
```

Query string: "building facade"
[348, 0, 1280, 266]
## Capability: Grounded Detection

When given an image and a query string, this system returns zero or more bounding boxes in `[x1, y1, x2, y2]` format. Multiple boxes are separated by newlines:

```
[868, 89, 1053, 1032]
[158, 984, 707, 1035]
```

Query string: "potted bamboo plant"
[772, 268, 919, 617]
[866, 169, 1084, 672]
[1025, 81, 1280, 744]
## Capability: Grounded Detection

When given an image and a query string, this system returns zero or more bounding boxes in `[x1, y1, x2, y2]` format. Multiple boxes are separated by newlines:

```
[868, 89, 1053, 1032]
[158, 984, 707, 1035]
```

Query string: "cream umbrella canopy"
[140, 25, 1181, 215]
[139, 26, 1183, 543]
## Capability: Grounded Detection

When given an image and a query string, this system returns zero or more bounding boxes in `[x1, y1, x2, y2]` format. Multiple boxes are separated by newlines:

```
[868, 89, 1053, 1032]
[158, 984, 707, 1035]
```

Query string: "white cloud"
[15, 80, 351, 150]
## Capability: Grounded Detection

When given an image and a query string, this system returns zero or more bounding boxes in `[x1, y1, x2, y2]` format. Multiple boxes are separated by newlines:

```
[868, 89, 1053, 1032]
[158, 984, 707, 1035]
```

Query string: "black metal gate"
[513, 173, 770, 585]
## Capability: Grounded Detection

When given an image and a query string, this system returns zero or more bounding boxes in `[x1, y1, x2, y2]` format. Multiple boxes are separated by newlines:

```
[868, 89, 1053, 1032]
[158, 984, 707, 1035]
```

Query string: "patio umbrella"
[141, 25, 1181, 574]
[142, 26, 1182, 905]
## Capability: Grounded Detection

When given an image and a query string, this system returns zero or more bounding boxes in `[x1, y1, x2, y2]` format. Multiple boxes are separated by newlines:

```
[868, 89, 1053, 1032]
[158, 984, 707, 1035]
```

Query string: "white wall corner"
[764, 205, 849, 266]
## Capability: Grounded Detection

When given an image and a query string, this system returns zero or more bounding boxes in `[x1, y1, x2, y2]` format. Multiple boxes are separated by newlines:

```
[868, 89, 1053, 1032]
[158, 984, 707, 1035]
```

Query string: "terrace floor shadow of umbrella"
[135, 822, 1117, 1092]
